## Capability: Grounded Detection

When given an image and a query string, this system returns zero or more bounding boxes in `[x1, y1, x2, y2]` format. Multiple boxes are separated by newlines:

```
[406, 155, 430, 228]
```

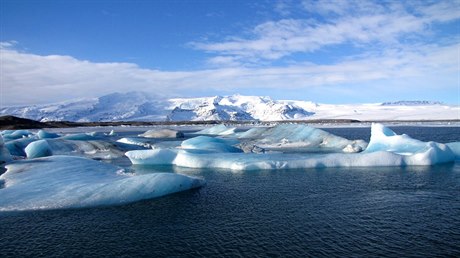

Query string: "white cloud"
[191, 1, 460, 64]
[1, 41, 458, 106]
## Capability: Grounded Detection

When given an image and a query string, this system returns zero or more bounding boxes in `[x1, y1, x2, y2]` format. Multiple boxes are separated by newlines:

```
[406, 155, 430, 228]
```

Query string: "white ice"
[181, 136, 242, 153]
[235, 124, 367, 153]
[117, 137, 154, 148]
[194, 124, 236, 135]
[125, 123, 459, 170]
[0, 155, 205, 211]
[139, 128, 184, 138]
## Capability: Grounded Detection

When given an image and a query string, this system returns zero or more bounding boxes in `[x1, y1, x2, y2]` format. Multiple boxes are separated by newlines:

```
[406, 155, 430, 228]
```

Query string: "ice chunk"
[0, 135, 12, 164]
[236, 124, 367, 153]
[126, 149, 179, 165]
[5, 137, 36, 156]
[181, 136, 242, 153]
[46, 139, 126, 160]
[139, 129, 184, 138]
[37, 130, 60, 139]
[0, 156, 205, 211]
[117, 137, 154, 148]
[1, 130, 32, 141]
[194, 124, 236, 135]
[25, 139, 52, 159]
[364, 123, 452, 155]
[447, 142, 460, 159]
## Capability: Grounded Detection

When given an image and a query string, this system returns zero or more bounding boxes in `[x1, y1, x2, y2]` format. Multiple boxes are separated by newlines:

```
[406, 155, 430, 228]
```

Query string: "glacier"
[126, 123, 459, 170]
[0, 156, 205, 211]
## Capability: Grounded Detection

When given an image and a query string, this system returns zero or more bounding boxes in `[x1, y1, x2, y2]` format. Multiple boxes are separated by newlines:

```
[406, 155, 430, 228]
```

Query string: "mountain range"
[1, 92, 458, 122]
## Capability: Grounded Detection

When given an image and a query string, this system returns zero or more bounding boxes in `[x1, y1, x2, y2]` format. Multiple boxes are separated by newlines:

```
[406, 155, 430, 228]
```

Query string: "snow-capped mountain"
[167, 95, 314, 121]
[0, 92, 458, 122]
[0, 92, 168, 122]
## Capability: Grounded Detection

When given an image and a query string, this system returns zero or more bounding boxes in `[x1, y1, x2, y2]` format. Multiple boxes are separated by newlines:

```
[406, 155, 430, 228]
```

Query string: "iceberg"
[46, 139, 126, 160]
[0, 135, 12, 164]
[181, 136, 242, 153]
[0, 156, 205, 211]
[1, 130, 32, 141]
[117, 137, 155, 148]
[125, 123, 459, 170]
[194, 124, 236, 136]
[37, 130, 60, 139]
[5, 137, 36, 157]
[139, 129, 184, 138]
[236, 124, 367, 153]
[25, 139, 52, 159]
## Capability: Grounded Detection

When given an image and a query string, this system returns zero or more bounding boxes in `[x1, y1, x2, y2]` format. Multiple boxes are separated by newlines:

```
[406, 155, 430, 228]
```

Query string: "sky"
[0, 0, 459, 106]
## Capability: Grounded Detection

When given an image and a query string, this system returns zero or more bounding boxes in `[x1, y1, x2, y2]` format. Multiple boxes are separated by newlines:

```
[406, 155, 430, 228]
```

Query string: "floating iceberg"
[117, 137, 155, 148]
[1, 130, 32, 141]
[37, 130, 60, 139]
[194, 124, 236, 135]
[25, 139, 52, 159]
[0, 135, 12, 164]
[139, 129, 184, 138]
[125, 123, 459, 170]
[46, 139, 126, 160]
[235, 124, 367, 153]
[0, 156, 205, 211]
[181, 136, 242, 153]
[5, 137, 36, 157]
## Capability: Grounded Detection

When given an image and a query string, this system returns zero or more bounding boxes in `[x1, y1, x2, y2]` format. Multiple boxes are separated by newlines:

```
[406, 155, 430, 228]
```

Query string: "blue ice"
[181, 136, 242, 153]
[125, 123, 459, 170]
[0, 156, 205, 211]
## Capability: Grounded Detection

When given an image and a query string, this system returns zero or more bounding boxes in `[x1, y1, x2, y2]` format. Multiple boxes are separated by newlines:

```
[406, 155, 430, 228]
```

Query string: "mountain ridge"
[1, 92, 458, 122]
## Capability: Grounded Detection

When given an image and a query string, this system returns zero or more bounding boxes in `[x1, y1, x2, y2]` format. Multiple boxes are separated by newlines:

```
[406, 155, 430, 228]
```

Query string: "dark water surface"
[1, 126, 459, 257]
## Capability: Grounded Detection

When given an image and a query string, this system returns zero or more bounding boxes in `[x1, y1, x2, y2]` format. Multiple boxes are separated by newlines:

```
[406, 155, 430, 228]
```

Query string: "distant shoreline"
[0, 115, 459, 130]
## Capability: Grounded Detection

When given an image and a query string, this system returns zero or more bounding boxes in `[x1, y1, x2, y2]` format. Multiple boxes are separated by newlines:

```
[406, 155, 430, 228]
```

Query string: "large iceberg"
[235, 124, 367, 153]
[0, 156, 205, 211]
[125, 123, 459, 170]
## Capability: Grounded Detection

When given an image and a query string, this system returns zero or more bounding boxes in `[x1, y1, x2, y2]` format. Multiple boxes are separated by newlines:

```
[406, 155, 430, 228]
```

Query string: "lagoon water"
[1, 126, 459, 257]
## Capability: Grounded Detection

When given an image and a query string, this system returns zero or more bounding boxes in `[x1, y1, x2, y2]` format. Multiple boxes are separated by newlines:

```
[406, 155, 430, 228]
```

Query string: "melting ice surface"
[126, 123, 460, 170]
[0, 156, 205, 211]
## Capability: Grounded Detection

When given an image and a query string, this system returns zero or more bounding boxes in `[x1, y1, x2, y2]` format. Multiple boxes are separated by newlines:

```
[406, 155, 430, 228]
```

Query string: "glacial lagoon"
[0, 124, 459, 257]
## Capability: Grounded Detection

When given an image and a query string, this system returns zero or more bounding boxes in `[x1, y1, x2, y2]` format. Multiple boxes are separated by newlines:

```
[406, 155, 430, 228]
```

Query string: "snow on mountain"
[0, 92, 458, 122]
[167, 95, 314, 121]
[0, 92, 168, 122]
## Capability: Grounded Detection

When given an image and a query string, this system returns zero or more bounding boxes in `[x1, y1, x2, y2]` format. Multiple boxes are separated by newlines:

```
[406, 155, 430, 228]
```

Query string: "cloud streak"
[191, 0, 460, 65]
[1, 40, 458, 106]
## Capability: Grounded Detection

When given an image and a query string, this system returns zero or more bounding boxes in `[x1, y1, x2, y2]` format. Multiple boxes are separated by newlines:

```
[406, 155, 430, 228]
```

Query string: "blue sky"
[1, 0, 459, 106]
